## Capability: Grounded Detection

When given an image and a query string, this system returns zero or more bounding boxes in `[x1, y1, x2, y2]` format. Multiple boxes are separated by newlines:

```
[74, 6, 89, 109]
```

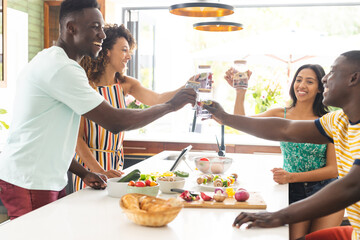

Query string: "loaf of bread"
[122, 194, 140, 210]
[121, 194, 181, 213]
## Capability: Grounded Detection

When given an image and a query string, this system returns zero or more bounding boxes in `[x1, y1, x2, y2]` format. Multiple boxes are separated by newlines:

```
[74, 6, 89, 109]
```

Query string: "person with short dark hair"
[205, 50, 360, 240]
[0, 0, 196, 219]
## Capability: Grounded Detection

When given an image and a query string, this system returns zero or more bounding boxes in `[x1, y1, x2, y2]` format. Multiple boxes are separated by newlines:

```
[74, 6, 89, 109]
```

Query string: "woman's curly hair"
[80, 23, 137, 84]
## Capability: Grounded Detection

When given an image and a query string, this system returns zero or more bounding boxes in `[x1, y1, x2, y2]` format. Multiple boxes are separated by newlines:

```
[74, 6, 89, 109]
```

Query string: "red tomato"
[128, 180, 135, 186]
[135, 181, 146, 187]
[200, 158, 209, 161]
[145, 179, 152, 186]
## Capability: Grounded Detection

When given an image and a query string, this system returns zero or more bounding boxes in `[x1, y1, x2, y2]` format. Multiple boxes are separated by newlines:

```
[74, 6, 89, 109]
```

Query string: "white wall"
[0, 8, 28, 148]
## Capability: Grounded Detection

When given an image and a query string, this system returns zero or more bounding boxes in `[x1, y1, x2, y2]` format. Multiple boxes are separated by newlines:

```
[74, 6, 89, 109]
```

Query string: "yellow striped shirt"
[316, 110, 360, 240]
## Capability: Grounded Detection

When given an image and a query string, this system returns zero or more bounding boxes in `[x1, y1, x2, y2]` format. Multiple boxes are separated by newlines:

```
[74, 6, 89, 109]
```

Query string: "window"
[0, 0, 7, 88]
[122, 2, 360, 136]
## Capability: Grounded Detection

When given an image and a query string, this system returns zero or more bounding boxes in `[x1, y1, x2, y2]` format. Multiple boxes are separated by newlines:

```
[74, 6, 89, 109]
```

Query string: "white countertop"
[0, 151, 288, 240]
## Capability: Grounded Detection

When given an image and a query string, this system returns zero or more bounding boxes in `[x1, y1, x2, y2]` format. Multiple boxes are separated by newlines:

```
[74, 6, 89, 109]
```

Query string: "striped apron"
[73, 83, 126, 191]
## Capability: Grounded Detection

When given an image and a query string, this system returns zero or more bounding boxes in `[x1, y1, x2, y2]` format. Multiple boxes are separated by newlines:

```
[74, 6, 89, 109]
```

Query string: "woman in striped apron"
[73, 24, 186, 191]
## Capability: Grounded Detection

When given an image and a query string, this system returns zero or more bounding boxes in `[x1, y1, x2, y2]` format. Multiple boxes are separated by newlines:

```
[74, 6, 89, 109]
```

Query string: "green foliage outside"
[126, 100, 150, 110]
[125, 99, 149, 134]
[249, 77, 284, 114]
[225, 76, 284, 135]
[0, 108, 9, 130]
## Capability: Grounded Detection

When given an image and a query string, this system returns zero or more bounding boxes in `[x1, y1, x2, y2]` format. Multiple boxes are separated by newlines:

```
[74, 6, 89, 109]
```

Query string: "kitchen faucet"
[216, 125, 226, 156]
[191, 111, 225, 156]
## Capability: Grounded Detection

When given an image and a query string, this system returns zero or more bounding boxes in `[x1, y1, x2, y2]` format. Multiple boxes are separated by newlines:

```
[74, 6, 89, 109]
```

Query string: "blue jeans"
[289, 178, 337, 205]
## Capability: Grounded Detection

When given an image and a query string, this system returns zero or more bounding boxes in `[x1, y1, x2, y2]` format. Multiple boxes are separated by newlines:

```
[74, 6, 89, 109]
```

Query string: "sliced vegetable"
[174, 170, 189, 178]
[200, 192, 213, 201]
[149, 181, 157, 187]
[213, 191, 226, 202]
[134, 181, 146, 187]
[222, 179, 228, 187]
[231, 173, 238, 180]
[128, 180, 135, 186]
[145, 179, 151, 186]
[163, 171, 174, 177]
[214, 188, 224, 194]
[197, 176, 204, 185]
[227, 176, 235, 185]
[118, 169, 141, 182]
[179, 191, 200, 202]
[213, 178, 223, 187]
[225, 188, 236, 198]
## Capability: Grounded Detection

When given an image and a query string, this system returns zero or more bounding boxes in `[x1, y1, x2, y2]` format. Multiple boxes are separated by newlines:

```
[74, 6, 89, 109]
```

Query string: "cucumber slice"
[174, 170, 189, 178]
[118, 169, 141, 182]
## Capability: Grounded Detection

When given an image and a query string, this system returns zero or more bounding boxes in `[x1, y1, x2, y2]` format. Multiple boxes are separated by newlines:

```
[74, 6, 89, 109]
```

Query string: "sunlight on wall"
[0, 8, 28, 147]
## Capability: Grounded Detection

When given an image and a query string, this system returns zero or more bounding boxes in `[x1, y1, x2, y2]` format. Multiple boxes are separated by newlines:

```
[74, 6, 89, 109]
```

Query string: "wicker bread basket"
[120, 193, 183, 227]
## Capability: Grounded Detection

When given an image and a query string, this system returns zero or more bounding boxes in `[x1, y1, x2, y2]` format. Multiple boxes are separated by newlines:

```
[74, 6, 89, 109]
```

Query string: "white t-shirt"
[0, 46, 104, 191]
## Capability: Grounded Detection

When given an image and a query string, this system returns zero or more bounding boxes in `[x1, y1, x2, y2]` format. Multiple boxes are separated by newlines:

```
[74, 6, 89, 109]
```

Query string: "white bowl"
[107, 177, 129, 198]
[127, 185, 160, 196]
[158, 177, 186, 194]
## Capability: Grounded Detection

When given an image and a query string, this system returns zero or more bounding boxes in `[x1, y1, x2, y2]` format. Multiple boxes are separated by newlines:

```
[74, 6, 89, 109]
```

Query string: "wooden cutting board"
[181, 192, 267, 209]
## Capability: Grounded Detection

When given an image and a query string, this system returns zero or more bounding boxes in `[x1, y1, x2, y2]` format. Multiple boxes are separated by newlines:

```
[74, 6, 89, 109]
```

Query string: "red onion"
[214, 188, 223, 194]
[235, 190, 249, 202]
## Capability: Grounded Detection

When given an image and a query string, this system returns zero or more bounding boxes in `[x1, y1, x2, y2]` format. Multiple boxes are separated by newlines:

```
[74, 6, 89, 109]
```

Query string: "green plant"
[0, 108, 9, 130]
[124, 97, 149, 134]
[249, 78, 283, 114]
[126, 99, 150, 109]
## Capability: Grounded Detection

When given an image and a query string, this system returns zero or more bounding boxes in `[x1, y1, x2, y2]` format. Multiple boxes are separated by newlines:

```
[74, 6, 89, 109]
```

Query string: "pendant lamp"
[193, 21, 243, 32]
[169, 2, 234, 18]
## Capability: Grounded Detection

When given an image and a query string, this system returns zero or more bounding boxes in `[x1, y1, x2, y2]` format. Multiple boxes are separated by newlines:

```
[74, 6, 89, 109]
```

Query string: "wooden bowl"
[120, 194, 183, 227]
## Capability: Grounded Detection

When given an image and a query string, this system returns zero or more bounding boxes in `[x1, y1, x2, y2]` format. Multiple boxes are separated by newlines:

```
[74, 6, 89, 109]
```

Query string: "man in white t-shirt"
[0, 0, 196, 219]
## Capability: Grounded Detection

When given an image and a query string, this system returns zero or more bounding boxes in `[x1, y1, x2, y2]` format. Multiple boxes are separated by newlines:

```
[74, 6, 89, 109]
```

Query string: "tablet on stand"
[169, 145, 193, 171]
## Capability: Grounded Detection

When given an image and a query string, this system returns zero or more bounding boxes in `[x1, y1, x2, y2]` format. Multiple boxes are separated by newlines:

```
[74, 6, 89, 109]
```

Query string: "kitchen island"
[0, 151, 288, 240]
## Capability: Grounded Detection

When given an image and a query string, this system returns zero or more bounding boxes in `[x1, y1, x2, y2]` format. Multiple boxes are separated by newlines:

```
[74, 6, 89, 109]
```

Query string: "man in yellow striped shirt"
[204, 50, 360, 240]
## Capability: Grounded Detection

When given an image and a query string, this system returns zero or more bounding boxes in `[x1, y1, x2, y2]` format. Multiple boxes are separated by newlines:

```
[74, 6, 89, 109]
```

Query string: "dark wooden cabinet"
[123, 140, 281, 155]
[44, 0, 106, 48]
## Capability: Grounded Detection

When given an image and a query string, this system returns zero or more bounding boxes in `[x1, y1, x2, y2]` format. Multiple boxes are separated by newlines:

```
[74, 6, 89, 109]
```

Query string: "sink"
[162, 152, 211, 161]
[163, 154, 185, 161]
[163, 145, 193, 161]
